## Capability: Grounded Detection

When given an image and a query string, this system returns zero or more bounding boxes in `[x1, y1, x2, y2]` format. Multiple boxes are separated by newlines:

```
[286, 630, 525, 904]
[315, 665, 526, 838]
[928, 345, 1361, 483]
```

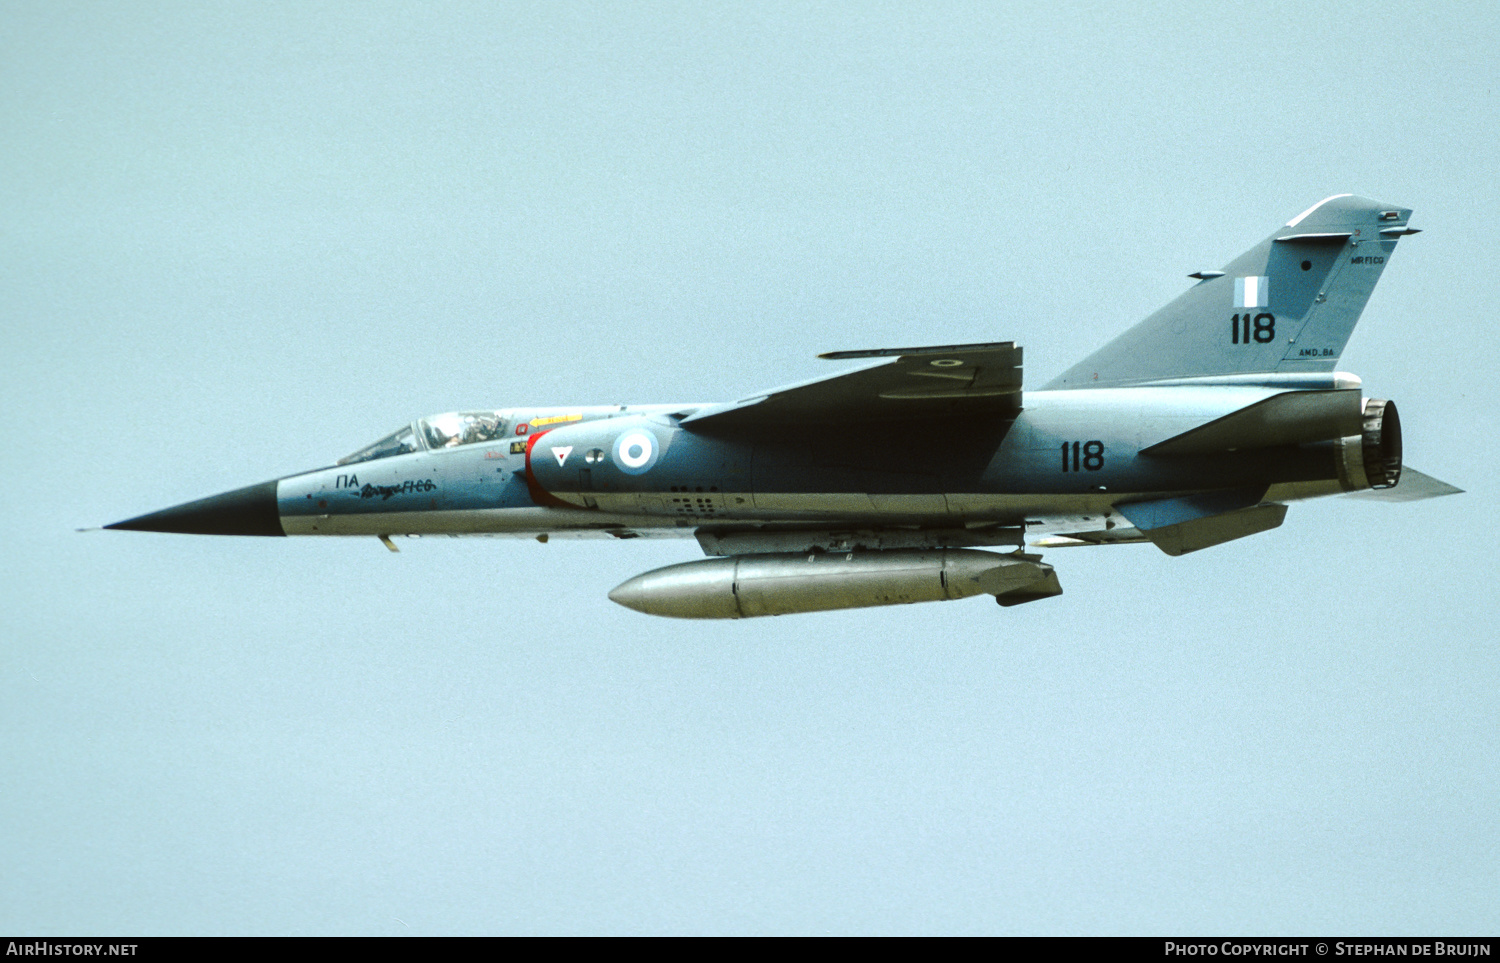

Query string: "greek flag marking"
[1234, 276, 1269, 308]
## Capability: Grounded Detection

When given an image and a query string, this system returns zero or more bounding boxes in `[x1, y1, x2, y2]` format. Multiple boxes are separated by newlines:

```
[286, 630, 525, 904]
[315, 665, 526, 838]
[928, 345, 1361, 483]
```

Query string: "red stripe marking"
[522, 429, 577, 509]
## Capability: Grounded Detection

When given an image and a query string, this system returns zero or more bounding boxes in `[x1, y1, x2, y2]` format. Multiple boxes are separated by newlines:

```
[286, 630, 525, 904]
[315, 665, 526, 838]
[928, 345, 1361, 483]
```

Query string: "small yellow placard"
[530, 412, 583, 428]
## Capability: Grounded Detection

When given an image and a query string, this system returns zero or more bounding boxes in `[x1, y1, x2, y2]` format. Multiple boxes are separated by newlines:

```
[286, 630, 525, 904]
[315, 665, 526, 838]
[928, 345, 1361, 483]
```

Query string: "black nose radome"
[105, 480, 285, 536]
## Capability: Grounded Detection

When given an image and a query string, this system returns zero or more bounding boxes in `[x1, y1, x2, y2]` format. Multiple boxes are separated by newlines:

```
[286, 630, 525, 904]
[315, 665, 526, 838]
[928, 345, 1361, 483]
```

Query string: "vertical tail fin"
[1046, 195, 1417, 389]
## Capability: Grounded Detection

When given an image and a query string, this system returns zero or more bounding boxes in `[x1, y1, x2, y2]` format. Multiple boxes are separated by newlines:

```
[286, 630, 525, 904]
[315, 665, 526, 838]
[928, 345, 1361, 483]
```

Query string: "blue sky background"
[2, 1, 1495, 934]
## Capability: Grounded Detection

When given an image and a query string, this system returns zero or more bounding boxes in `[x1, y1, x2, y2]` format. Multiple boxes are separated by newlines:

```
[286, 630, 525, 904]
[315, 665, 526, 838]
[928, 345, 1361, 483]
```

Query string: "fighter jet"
[106, 195, 1460, 618]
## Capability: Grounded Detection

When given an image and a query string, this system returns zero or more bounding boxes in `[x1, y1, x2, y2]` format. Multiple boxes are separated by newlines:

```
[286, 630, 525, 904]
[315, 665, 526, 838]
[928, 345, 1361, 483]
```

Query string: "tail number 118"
[1232, 313, 1276, 344]
[1061, 441, 1104, 472]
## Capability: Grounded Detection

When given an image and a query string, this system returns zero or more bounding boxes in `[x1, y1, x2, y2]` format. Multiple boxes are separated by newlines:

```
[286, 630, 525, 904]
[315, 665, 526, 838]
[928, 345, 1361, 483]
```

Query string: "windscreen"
[338, 425, 419, 465]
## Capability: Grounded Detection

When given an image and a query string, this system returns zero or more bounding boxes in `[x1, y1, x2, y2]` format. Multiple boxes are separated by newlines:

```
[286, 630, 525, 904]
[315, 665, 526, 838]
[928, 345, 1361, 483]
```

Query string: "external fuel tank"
[607, 549, 1059, 619]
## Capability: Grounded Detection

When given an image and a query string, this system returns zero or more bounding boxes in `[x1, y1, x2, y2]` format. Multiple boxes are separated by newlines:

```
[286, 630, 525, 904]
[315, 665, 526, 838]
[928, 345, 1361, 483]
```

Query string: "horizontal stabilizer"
[1345, 468, 1463, 502]
[1115, 488, 1286, 556]
[1142, 389, 1364, 455]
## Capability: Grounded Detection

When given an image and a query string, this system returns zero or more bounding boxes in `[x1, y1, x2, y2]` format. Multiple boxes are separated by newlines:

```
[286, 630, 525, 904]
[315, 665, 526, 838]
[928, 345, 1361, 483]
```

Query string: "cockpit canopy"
[420, 411, 507, 450]
[338, 411, 508, 465]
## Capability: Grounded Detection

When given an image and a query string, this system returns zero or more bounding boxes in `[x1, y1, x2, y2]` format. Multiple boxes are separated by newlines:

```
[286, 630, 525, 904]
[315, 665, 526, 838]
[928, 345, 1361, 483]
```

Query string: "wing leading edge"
[680, 342, 1022, 434]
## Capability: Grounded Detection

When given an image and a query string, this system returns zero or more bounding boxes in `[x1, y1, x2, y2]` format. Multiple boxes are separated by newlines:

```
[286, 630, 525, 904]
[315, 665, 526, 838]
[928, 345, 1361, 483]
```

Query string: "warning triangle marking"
[553, 446, 574, 467]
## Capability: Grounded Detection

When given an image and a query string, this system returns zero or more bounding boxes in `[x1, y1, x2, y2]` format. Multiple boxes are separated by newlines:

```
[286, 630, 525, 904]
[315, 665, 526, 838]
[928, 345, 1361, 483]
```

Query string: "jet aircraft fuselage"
[271, 383, 1368, 540]
[106, 195, 1459, 617]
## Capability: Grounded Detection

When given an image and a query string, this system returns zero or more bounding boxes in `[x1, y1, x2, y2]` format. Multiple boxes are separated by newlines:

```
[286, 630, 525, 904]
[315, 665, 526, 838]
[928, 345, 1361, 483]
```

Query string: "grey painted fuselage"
[106, 195, 1460, 616]
[275, 380, 1357, 540]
